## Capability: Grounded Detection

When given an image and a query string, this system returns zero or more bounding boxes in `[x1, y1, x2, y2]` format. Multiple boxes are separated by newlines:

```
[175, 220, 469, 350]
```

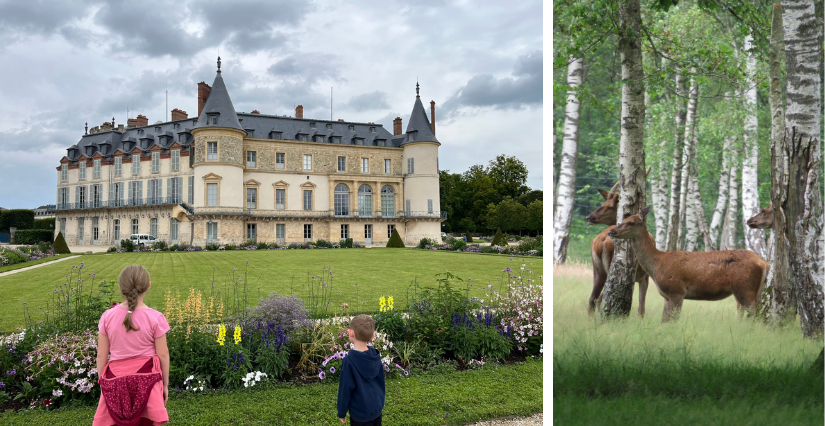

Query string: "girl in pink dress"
[94, 265, 170, 426]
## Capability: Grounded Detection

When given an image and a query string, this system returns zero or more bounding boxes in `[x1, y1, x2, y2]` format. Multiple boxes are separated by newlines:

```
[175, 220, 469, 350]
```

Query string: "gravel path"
[0, 255, 80, 278]
[464, 413, 543, 426]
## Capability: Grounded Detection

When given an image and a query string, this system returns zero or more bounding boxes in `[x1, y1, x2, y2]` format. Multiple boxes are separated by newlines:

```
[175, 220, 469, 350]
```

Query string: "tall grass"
[553, 262, 824, 425]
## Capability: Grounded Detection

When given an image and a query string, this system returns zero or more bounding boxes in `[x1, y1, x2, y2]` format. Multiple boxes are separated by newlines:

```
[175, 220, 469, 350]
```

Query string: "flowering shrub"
[241, 371, 267, 388]
[165, 288, 224, 342]
[317, 330, 407, 382]
[490, 271, 543, 354]
[238, 292, 311, 339]
[23, 329, 99, 406]
[183, 374, 208, 392]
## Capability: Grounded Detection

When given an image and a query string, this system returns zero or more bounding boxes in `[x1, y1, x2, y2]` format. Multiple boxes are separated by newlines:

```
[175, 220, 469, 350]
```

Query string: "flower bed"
[0, 261, 542, 412]
[416, 236, 543, 257]
[0, 243, 59, 267]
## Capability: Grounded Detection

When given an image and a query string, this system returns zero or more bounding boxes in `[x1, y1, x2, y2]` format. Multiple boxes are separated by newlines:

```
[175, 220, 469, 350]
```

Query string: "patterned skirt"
[93, 355, 168, 426]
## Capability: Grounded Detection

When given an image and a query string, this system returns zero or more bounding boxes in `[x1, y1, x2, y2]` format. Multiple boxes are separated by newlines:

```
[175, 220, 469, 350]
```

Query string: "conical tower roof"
[402, 83, 438, 144]
[194, 58, 243, 132]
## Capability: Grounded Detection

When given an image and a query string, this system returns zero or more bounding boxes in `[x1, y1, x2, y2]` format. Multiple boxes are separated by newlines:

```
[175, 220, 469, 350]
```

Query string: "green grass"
[0, 358, 542, 425]
[0, 255, 81, 274]
[553, 263, 824, 426]
[0, 249, 542, 330]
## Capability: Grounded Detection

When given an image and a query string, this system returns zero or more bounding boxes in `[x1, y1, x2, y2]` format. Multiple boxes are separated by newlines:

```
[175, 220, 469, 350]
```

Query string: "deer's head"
[607, 205, 651, 240]
[585, 184, 620, 225]
[746, 204, 774, 229]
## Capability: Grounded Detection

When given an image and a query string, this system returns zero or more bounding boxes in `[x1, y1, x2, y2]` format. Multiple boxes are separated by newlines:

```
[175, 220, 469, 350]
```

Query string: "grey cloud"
[440, 50, 542, 120]
[344, 91, 390, 112]
[0, 0, 90, 42]
[267, 54, 344, 86]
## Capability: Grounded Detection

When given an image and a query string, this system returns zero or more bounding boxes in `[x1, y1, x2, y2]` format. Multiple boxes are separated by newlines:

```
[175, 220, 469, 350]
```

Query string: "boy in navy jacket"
[337, 314, 386, 425]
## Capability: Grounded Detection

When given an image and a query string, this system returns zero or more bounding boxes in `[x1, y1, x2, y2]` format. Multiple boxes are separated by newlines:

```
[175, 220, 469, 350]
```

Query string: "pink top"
[98, 304, 170, 361]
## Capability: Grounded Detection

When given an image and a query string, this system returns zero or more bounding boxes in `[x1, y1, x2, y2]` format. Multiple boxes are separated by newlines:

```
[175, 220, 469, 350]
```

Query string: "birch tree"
[780, 0, 823, 339]
[676, 73, 699, 250]
[652, 59, 670, 250]
[665, 70, 688, 251]
[599, 0, 646, 319]
[708, 134, 732, 248]
[684, 126, 701, 252]
[767, 4, 794, 324]
[720, 142, 742, 250]
[741, 31, 767, 259]
[553, 56, 584, 264]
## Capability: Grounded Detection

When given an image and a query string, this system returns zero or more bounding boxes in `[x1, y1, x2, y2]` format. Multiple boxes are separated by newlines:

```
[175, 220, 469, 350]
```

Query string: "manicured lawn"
[0, 358, 542, 425]
[553, 263, 823, 425]
[0, 249, 542, 331]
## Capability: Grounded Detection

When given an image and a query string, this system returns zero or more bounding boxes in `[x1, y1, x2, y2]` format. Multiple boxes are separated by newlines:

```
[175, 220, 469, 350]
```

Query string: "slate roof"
[61, 73, 437, 164]
[194, 71, 244, 132]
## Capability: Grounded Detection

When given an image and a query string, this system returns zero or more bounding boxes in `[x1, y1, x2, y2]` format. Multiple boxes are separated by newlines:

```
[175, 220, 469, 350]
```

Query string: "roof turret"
[194, 57, 244, 132]
[402, 82, 438, 144]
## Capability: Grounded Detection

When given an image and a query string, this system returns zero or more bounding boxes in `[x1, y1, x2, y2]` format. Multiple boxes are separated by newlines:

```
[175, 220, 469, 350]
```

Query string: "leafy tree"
[491, 229, 506, 246]
[488, 154, 529, 199]
[527, 200, 544, 235]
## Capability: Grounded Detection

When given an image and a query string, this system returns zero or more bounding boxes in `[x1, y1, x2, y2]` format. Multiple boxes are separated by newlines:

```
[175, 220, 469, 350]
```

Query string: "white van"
[130, 234, 157, 249]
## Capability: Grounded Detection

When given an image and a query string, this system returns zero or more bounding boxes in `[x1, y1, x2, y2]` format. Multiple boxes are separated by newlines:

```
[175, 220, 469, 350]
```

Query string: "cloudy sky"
[0, 0, 543, 209]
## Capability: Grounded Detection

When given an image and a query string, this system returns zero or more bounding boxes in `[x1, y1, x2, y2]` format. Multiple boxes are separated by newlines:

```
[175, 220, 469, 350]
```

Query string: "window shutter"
[75, 186, 79, 205]
[167, 178, 172, 203]
[128, 181, 132, 203]
[158, 178, 163, 201]
[138, 181, 143, 200]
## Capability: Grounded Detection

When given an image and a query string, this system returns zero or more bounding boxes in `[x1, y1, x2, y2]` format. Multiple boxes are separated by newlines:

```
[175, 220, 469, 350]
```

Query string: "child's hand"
[163, 386, 168, 405]
[339, 418, 346, 423]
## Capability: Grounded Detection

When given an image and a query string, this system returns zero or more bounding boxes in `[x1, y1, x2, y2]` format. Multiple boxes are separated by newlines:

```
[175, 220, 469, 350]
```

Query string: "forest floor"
[553, 261, 824, 426]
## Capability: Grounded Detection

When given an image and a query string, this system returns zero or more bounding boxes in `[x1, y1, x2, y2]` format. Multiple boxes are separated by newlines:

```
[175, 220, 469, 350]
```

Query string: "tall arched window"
[381, 185, 395, 218]
[358, 185, 373, 217]
[334, 183, 350, 216]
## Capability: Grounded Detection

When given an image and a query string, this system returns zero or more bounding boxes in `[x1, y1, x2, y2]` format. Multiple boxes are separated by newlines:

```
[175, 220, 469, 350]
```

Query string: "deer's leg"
[589, 262, 607, 317]
[637, 275, 649, 318]
[669, 296, 684, 321]
[661, 298, 671, 323]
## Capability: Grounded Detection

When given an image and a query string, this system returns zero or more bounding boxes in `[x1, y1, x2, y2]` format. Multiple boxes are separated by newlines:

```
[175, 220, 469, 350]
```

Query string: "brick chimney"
[393, 117, 402, 135]
[135, 114, 148, 127]
[251, 110, 260, 114]
[430, 100, 436, 136]
[127, 118, 138, 128]
[295, 105, 303, 119]
[337, 119, 344, 122]
[197, 81, 212, 117]
[171, 108, 188, 121]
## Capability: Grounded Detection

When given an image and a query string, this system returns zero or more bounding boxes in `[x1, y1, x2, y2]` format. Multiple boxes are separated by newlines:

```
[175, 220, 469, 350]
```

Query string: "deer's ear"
[640, 205, 652, 219]
[623, 212, 631, 219]
[598, 189, 610, 200]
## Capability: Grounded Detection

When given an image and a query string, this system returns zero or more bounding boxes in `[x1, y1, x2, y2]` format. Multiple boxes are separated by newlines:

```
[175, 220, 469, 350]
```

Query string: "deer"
[608, 206, 769, 322]
[746, 204, 773, 229]
[584, 167, 652, 318]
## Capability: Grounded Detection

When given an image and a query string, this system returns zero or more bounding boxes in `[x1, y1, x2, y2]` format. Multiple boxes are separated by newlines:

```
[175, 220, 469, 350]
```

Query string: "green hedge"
[33, 218, 55, 230]
[0, 209, 34, 232]
[491, 228, 505, 246]
[386, 229, 405, 248]
[13, 229, 54, 244]
[53, 232, 71, 254]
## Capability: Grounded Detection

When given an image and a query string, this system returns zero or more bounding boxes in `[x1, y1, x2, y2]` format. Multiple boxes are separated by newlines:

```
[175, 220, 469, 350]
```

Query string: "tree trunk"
[676, 73, 699, 250]
[599, 0, 646, 320]
[708, 134, 732, 247]
[768, 4, 794, 324]
[782, 0, 823, 339]
[553, 56, 584, 265]
[665, 69, 688, 251]
[720, 143, 742, 250]
[684, 174, 699, 252]
[653, 56, 671, 250]
[693, 176, 714, 251]
[741, 32, 768, 259]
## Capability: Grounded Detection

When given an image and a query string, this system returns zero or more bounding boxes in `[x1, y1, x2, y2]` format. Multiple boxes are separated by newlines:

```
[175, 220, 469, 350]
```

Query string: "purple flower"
[246, 260, 249, 264]
[6, 369, 15, 376]
[404, 370, 409, 376]
[319, 371, 326, 380]
[0, 382, 4, 388]
[330, 367, 336, 374]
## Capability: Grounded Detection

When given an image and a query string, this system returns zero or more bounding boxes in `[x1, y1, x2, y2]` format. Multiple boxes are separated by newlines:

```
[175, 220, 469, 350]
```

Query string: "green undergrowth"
[0, 358, 542, 425]
[553, 266, 824, 425]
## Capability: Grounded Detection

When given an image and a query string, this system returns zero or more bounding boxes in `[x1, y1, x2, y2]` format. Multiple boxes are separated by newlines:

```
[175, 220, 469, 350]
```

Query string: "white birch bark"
[553, 56, 584, 265]
[741, 33, 767, 259]
[782, 0, 823, 339]
[665, 70, 688, 251]
[692, 176, 713, 251]
[684, 174, 699, 252]
[676, 73, 699, 250]
[599, 0, 645, 319]
[721, 144, 741, 250]
[653, 55, 671, 250]
[708, 133, 732, 248]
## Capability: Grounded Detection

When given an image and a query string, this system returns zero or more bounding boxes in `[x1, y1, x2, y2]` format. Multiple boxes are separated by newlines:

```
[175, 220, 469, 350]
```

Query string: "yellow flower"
[387, 296, 394, 310]
[233, 325, 242, 345]
[379, 296, 386, 312]
[216, 324, 226, 346]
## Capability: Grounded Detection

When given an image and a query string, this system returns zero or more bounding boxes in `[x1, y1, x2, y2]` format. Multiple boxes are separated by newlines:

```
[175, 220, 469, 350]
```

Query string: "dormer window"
[370, 127, 376, 133]
[297, 134, 308, 142]
[174, 123, 179, 129]
[155, 127, 161, 133]
[314, 135, 325, 143]
[270, 131, 283, 140]
[348, 125, 355, 131]
[138, 129, 144, 135]
[245, 129, 254, 138]
[355, 138, 364, 145]
[332, 136, 341, 144]
[310, 122, 316, 128]
[326, 123, 332, 129]
[207, 114, 218, 125]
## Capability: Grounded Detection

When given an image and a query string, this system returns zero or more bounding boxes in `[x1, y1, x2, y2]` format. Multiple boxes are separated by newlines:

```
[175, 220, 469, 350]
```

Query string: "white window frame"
[150, 218, 158, 238]
[207, 142, 218, 161]
[114, 157, 122, 177]
[93, 160, 101, 179]
[114, 219, 120, 242]
[407, 158, 414, 174]
[276, 224, 285, 243]
[388, 224, 395, 239]
[61, 164, 68, 181]
[207, 222, 218, 241]
[338, 156, 346, 172]
[246, 188, 257, 210]
[171, 149, 180, 171]
[361, 158, 369, 173]
[247, 151, 257, 168]
[132, 154, 141, 175]
[131, 218, 139, 235]
[247, 223, 257, 241]
[303, 224, 312, 241]
[341, 224, 349, 240]
[151, 152, 160, 173]
[384, 159, 391, 174]
[276, 189, 286, 210]
[79, 162, 87, 180]
[303, 154, 312, 170]
[303, 190, 312, 211]
[276, 152, 285, 169]
[170, 219, 178, 242]
[207, 183, 218, 207]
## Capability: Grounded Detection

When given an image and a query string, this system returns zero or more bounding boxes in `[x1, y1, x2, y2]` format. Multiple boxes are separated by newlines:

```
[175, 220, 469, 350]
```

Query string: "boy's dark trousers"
[350, 415, 382, 426]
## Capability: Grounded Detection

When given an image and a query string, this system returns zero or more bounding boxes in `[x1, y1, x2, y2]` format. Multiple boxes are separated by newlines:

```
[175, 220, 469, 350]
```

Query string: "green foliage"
[119, 239, 137, 252]
[417, 238, 436, 249]
[339, 238, 353, 248]
[0, 247, 29, 266]
[452, 239, 468, 251]
[314, 239, 333, 248]
[152, 240, 168, 251]
[487, 154, 529, 199]
[465, 233, 473, 243]
[386, 229, 405, 248]
[491, 229, 506, 246]
[375, 308, 409, 343]
[256, 242, 269, 250]
[52, 232, 71, 254]
[13, 230, 54, 245]
[33, 218, 55, 230]
[486, 197, 528, 233]
[0, 209, 35, 232]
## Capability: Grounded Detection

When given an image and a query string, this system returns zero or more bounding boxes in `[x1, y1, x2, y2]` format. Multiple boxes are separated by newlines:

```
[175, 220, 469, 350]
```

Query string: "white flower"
[52, 389, 63, 397]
